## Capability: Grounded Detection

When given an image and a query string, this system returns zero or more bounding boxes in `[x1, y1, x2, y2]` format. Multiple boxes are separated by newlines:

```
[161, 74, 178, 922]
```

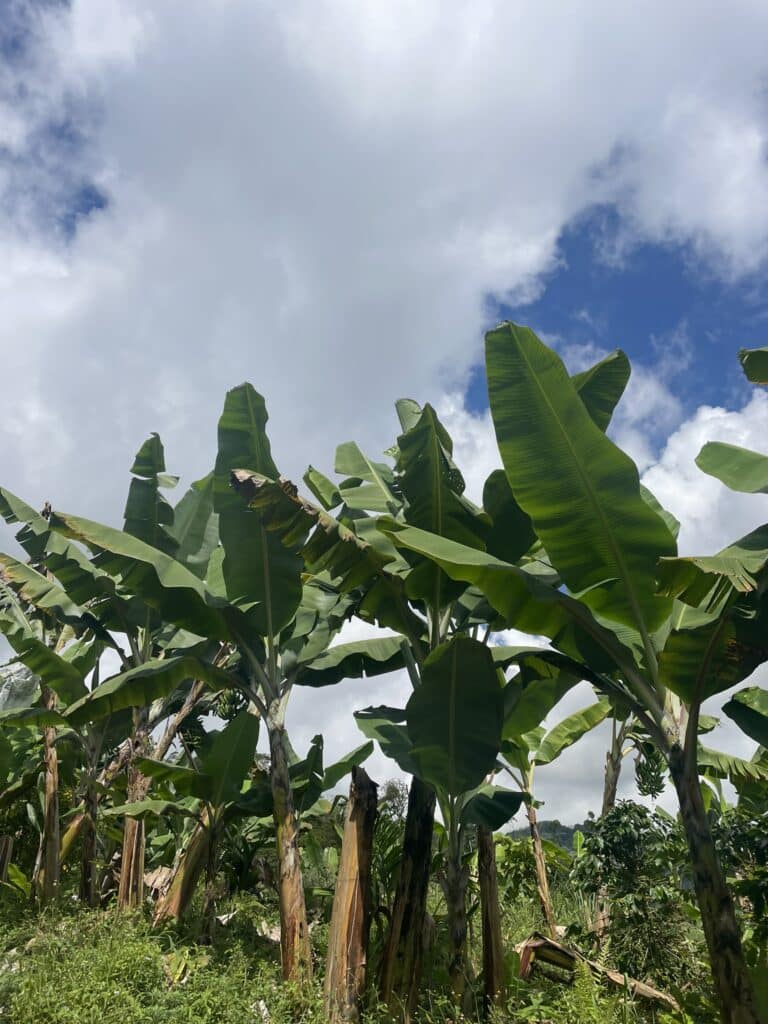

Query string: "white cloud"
[2, 1, 768, 821]
[1, 0, 768, 526]
[643, 390, 768, 554]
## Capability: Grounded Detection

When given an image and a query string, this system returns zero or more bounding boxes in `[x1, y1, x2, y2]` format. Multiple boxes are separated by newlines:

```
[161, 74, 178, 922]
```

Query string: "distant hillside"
[509, 819, 581, 851]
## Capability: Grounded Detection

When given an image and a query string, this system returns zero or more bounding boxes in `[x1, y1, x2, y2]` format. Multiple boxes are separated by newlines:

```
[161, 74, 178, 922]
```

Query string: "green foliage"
[571, 802, 708, 994]
[406, 634, 503, 796]
[0, 907, 327, 1024]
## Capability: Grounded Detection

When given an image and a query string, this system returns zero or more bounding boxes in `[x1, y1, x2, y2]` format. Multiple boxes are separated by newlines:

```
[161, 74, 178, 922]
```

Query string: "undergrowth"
[0, 891, 704, 1024]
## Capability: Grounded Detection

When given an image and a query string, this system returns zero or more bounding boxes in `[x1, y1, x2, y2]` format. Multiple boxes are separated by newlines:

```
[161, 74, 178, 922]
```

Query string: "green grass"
[0, 892, 699, 1024]
[0, 904, 325, 1024]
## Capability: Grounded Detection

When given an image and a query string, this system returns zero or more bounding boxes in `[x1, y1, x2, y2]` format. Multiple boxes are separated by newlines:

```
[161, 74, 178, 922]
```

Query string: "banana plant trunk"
[268, 722, 312, 983]
[601, 720, 626, 817]
[527, 804, 556, 938]
[595, 719, 627, 939]
[379, 776, 436, 1021]
[669, 747, 763, 1024]
[201, 813, 220, 941]
[118, 766, 149, 909]
[477, 825, 504, 1012]
[79, 777, 99, 907]
[443, 830, 470, 1001]
[325, 767, 378, 1023]
[0, 836, 13, 882]
[34, 686, 60, 904]
[153, 809, 213, 926]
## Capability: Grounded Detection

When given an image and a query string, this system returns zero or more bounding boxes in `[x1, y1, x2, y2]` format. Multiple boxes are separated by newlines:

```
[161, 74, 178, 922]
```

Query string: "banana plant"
[381, 324, 768, 1024]
[51, 384, 402, 982]
[0, 556, 101, 903]
[0, 436, 215, 908]
[500, 661, 611, 936]
[107, 708, 267, 929]
[261, 396, 492, 1017]
[357, 634, 523, 1003]
[308, 352, 632, 1018]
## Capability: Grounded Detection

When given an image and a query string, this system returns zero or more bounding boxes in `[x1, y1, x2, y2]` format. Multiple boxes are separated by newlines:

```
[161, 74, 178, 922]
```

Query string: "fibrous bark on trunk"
[0, 836, 13, 882]
[601, 718, 627, 817]
[118, 765, 150, 910]
[79, 778, 99, 907]
[477, 825, 505, 1013]
[269, 723, 312, 983]
[379, 776, 436, 1022]
[595, 718, 628, 939]
[527, 803, 556, 938]
[669, 746, 763, 1024]
[325, 767, 378, 1023]
[153, 809, 213, 926]
[34, 685, 60, 905]
[443, 842, 470, 1001]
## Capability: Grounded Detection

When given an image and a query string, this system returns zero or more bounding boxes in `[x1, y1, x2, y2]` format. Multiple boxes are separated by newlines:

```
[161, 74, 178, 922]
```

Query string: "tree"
[0, 437, 215, 908]
[382, 323, 768, 1024]
[499, 655, 610, 935]
[55, 385, 393, 981]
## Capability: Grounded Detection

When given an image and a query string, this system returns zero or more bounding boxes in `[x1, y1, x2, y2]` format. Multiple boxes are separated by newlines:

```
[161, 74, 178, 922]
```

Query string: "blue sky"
[464, 207, 765, 420]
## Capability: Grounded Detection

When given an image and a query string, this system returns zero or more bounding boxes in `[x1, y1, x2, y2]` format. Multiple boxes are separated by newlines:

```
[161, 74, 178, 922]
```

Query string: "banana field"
[0, 324, 766, 1024]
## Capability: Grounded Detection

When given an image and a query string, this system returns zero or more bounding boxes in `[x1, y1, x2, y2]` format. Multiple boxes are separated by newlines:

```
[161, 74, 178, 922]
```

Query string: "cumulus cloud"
[2, 1, 768, 820]
[2, 0, 768, 526]
[644, 390, 768, 554]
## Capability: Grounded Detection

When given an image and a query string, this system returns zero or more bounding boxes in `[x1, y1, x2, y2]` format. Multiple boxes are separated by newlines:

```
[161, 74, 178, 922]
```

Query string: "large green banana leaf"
[534, 699, 611, 765]
[571, 349, 631, 431]
[641, 485, 680, 539]
[379, 520, 643, 683]
[214, 384, 303, 636]
[481, 349, 634, 565]
[231, 471, 421, 639]
[395, 403, 488, 608]
[65, 655, 237, 726]
[502, 657, 585, 739]
[739, 346, 768, 384]
[303, 466, 341, 511]
[485, 322, 676, 636]
[335, 441, 400, 514]
[0, 601, 86, 705]
[322, 741, 374, 791]
[0, 559, 119, 659]
[460, 785, 526, 830]
[200, 709, 260, 807]
[482, 470, 536, 565]
[123, 433, 178, 555]
[0, 489, 119, 612]
[406, 635, 502, 796]
[0, 556, 87, 626]
[48, 512, 229, 640]
[296, 636, 405, 687]
[697, 745, 768, 783]
[0, 705, 69, 728]
[696, 442, 768, 495]
[104, 798, 200, 822]
[722, 687, 768, 747]
[657, 524, 768, 609]
[170, 473, 219, 579]
[136, 757, 201, 792]
[659, 595, 768, 703]
[354, 705, 416, 775]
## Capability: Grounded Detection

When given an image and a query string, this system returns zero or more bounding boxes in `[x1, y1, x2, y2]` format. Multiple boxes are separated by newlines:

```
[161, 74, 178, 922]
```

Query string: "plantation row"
[0, 324, 766, 1024]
